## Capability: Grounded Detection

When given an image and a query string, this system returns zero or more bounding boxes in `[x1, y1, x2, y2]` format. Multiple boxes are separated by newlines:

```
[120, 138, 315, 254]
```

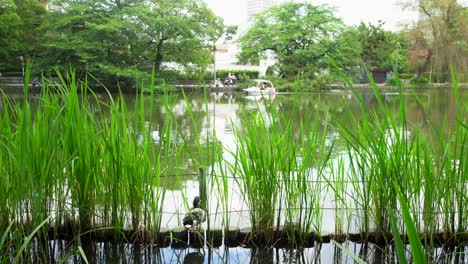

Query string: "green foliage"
[393, 182, 427, 264]
[387, 74, 428, 87]
[399, 73, 413, 79]
[228, 102, 330, 246]
[269, 73, 336, 91]
[334, 56, 467, 252]
[0, 66, 467, 260]
[37, 0, 224, 87]
[0, 0, 22, 58]
[409, 76, 429, 86]
[309, 72, 336, 89]
[214, 69, 259, 81]
[389, 47, 411, 73]
[237, 2, 361, 79]
[0, 0, 45, 71]
[13, 216, 53, 264]
[332, 241, 367, 264]
[403, 0, 468, 82]
[386, 77, 398, 86]
[356, 21, 403, 69]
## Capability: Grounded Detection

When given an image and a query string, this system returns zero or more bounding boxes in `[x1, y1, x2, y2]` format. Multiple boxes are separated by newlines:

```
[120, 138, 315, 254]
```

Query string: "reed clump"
[226, 94, 332, 247]
[0, 69, 175, 262]
[333, 65, 467, 254]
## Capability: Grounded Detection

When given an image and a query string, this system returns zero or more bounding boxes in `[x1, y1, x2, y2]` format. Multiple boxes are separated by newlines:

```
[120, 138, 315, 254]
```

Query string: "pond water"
[27, 239, 467, 263]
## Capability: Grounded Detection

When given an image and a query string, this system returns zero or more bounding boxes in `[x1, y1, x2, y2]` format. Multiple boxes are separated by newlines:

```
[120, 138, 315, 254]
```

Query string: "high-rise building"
[247, 0, 278, 21]
[211, 0, 281, 77]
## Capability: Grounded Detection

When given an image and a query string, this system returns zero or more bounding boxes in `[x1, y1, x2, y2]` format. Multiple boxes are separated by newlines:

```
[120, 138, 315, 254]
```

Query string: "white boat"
[243, 79, 275, 95]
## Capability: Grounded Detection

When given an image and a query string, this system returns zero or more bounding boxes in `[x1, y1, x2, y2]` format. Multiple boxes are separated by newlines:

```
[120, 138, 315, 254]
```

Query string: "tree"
[0, 0, 45, 73]
[128, 0, 223, 74]
[0, 0, 22, 59]
[355, 22, 408, 72]
[237, 2, 361, 79]
[39, 0, 224, 85]
[402, 0, 468, 81]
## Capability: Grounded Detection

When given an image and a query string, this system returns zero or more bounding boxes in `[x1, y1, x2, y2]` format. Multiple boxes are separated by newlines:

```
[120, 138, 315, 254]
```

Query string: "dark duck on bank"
[183, 196, 206, 230]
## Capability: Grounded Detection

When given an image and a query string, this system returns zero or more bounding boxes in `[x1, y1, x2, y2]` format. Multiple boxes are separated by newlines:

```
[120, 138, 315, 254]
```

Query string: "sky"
[204, 0, 419, 32]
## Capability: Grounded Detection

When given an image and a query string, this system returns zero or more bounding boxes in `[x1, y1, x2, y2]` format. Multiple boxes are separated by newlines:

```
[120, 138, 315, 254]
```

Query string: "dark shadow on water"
[18, 240, 468, 263]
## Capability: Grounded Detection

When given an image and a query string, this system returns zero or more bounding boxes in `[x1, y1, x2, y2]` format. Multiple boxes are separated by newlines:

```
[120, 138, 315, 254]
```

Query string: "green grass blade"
[13, 215, 53, 264]
[390, 210, 408, 264]
[459, 120, 468, 130]
[450, 64, 460, 108]
[393, 182, 426, 264]
[57, 245, 89, 264]
[332, 240, 367, 264]
[57, 247, 78, 264]
[0, 222, 14, 249]
[77, 246, 89, 264]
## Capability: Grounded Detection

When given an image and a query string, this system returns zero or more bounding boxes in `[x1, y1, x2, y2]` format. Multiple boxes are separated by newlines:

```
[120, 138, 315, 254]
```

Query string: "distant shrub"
[270, 73, 334, 92]
[386, 77, 398, 86]
[214, 70, 259, 81]
[157, 69, 183, 83]
[410, 76, 428, 86]
[399, 73, 413, 79]
[266, 66, 275, 76]
[409, 76, 429, 86]
[310, 73, 334, 89]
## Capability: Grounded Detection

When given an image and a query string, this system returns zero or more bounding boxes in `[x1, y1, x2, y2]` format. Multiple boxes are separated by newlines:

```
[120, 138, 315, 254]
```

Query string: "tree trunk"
[154, 40, 164, 74]
[416, 49, 433, 81]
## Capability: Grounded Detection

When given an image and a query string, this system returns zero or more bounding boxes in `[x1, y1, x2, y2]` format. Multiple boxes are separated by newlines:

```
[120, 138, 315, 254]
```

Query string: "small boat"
[243, 79, 275, 95]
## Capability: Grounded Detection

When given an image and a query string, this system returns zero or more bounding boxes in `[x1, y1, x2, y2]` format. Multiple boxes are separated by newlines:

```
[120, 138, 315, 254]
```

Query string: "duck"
[183, 196, 206, 230]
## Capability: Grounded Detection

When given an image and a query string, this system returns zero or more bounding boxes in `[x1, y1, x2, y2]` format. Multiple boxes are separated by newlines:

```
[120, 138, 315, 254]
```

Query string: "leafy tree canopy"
[237, 2, 361, 79]
[401, 0, 468, 81]
[356, 22, 406, 71]
[0, 0, 22, 59]
[38, 0, 224, 84]
[0, 0, 45, 71]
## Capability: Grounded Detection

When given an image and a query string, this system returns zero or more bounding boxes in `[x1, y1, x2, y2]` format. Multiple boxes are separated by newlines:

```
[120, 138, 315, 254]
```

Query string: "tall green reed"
[331, 57, 466, 252]
[226, 97, 332, 245]
[229, 105, 284, 240]
[0, 66, 178, 252]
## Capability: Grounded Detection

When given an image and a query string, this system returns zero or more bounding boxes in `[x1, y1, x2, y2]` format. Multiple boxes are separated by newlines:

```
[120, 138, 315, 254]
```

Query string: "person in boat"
[224, 73, 234, 85]
[228, 72, 235, 85]
[261, 82, 268, 90]
[231, 74, 237, 85]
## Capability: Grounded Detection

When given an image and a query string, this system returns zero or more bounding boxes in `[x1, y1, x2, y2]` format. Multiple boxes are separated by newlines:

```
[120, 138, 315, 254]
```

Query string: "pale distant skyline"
[205, 0, 418, 31]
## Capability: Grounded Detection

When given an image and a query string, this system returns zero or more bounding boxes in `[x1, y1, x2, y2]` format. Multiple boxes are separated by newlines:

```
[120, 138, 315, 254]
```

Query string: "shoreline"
[1, 81, 467, 94]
